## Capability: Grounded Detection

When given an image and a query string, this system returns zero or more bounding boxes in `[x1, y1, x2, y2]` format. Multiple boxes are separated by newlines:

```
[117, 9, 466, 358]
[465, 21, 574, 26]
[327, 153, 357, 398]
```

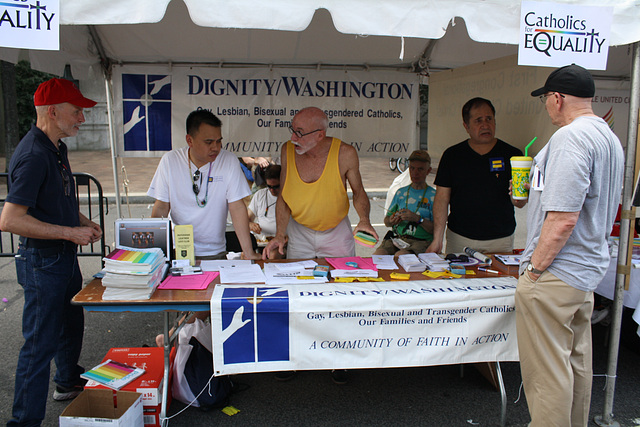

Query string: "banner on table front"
[111, 65, 418, 158]
[210, 277, 519, 375]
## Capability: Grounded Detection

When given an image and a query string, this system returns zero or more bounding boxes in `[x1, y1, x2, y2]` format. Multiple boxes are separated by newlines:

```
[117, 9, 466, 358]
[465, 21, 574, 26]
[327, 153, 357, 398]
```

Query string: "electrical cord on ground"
[159, 373, 250, 425]
[160, 372, 215, 425]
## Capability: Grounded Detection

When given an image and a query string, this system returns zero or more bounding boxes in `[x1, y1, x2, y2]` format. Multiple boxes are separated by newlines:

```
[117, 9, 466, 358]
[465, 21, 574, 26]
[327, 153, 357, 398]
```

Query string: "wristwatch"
[526, 262, 544, 275]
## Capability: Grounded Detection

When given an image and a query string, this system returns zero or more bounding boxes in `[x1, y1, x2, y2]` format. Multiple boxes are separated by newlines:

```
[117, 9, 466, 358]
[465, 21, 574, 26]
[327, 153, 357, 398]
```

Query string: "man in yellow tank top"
[263, 107, 378, 260]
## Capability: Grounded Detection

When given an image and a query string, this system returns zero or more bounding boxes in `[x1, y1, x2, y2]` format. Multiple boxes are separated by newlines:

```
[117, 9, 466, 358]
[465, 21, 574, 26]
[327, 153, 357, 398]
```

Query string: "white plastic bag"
[171, 318, 212, 406]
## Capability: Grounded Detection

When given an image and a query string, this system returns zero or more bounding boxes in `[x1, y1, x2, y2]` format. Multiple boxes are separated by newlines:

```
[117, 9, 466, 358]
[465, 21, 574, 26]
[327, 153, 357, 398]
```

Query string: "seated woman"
[247, 164, 284, 259]
[374, 150, 435, 258]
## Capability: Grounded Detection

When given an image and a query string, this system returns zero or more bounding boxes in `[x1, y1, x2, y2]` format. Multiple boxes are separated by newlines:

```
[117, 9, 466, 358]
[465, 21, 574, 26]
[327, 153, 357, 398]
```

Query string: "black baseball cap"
[530, 64, 595, 98]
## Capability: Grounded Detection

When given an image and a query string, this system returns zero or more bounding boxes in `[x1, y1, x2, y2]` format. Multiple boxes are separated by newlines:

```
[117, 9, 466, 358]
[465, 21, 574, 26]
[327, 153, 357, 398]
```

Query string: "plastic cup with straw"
[510, 137, 536, 200]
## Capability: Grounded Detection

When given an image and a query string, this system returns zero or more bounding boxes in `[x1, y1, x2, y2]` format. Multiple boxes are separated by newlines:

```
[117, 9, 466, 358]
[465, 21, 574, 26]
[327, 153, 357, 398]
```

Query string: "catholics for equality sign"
[518, 1, 612, 70]
[210, 277, 519, 375]
[111, 65, 419, 158]
[0, 0, 59, 50]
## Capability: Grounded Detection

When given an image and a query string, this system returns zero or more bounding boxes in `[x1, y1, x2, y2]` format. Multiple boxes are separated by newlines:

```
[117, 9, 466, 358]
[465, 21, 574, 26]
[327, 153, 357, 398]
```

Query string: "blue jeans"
[8, 244, 84, 427]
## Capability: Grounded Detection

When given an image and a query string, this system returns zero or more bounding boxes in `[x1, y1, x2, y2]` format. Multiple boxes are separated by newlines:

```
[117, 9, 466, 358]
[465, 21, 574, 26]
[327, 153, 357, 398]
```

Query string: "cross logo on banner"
[220, 287, 290, 364]
[121, 74, 172, 151]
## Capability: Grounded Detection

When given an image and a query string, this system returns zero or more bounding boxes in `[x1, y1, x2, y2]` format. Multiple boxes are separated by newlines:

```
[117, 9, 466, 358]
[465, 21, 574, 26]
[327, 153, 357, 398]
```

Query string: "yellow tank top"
[282, 138, 349, 231]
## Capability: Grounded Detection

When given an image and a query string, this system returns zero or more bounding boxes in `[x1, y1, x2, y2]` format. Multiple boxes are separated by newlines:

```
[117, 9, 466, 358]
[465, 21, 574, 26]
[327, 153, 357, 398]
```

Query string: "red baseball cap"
[33, 78, 97, 108]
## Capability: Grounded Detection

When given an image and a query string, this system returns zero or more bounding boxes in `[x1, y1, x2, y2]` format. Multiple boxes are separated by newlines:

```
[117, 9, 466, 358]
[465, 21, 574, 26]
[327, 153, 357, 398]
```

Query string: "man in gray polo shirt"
[516, 64, 623, 426]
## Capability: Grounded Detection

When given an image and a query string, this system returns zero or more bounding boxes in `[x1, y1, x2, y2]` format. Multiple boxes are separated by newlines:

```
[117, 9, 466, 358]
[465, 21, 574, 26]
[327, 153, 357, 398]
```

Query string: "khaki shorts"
[377, 236, 431, 255]
[445, 229, 514, 254]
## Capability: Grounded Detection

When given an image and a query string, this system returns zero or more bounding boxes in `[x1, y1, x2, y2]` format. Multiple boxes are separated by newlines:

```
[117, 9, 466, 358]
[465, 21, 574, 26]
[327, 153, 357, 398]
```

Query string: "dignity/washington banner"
[210, 277, 519, 375]
[112, 65, 419, 158]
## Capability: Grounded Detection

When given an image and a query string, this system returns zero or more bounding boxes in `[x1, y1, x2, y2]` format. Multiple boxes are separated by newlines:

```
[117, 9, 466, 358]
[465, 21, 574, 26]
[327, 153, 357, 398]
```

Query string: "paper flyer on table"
[326, 257, 377, 270]
[158, 271, 218, 290]
[219, 264, 266, 284]
[200, 260, 252, 271]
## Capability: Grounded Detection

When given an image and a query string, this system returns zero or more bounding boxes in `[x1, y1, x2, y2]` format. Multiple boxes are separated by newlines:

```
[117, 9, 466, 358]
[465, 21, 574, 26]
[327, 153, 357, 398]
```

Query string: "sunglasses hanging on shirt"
[187, 151, 212, 208]
[56, 151, 71, 197]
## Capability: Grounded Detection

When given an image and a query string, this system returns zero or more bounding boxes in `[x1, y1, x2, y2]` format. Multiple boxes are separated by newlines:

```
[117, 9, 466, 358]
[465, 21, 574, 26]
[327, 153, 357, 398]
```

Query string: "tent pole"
[104, 76, 122, 218]
[595, 41, 640, 427]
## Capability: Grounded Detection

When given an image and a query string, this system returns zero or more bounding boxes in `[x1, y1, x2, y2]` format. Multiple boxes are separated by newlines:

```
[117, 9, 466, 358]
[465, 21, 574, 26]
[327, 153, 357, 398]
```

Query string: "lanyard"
[264, 190, 277, 216]
[187, 149, 212, 208]
[405, 185, 428, 213]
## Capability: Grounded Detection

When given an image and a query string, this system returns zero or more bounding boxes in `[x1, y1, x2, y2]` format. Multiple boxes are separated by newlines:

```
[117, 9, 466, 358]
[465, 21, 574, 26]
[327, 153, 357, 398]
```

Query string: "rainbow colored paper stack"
[354, 231, 377, 248]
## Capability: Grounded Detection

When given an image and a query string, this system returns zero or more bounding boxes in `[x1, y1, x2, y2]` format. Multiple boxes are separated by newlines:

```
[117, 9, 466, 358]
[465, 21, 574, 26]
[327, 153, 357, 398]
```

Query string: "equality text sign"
[518, 1, 612, 70]
[210, 277, 519, 375]
[0, 0, 59, 50]
[112, 65, 419, 158]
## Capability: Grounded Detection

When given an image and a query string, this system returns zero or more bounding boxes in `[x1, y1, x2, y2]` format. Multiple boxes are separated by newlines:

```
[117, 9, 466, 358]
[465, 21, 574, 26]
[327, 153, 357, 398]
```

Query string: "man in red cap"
[0, 78, 102, 426]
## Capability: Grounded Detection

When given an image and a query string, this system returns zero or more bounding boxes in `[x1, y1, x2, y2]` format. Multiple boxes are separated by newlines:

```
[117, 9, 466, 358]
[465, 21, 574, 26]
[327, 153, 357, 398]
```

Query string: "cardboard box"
[59, 389, 143, 427]
[142, 404, 161, 427]
[85, 347, 174, 425]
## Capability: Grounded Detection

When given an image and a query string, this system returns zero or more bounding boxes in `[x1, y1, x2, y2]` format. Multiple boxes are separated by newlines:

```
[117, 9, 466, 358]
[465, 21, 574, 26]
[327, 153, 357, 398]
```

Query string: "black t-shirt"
[7, 125, 80, 228]
[434, 139, 523, 240]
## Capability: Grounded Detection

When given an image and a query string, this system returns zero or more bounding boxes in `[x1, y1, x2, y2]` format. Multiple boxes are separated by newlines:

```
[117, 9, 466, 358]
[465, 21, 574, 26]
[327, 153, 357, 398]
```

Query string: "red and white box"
[85, 347, 175, 427]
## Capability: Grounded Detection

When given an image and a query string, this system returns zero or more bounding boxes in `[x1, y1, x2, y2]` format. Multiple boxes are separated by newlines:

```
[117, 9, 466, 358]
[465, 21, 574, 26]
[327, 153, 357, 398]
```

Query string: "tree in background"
[1, 60, 55, 169]
[16, 60, 56, 140]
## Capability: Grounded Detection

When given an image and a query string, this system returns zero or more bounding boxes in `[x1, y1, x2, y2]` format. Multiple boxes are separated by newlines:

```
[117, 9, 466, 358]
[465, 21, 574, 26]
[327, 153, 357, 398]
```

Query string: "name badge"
[531, 165, 544, 190]
[489, 157, 505, 172]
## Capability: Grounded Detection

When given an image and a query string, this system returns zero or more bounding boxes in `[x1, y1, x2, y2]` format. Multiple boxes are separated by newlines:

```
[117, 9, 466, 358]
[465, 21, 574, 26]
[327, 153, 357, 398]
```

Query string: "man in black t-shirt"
[426, 97, 525, 254]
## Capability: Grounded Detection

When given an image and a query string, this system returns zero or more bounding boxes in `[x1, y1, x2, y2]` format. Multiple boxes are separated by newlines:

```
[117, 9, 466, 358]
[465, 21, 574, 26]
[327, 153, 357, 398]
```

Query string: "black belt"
[19, 237, 71, 250]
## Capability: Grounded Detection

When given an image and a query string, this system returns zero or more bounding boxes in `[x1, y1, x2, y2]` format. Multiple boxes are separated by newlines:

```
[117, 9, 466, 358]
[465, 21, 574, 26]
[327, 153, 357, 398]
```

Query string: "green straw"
[525, 137, 537, 157]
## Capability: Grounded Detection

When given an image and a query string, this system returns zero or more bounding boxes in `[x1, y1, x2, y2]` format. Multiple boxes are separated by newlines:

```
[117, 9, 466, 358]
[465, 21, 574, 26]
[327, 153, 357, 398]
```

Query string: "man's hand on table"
[426, 240, 442, 254]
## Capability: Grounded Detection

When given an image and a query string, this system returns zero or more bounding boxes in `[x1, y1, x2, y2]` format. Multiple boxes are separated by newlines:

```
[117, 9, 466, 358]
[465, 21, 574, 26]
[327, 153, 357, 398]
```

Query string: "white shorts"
[286, 216, 355, 259]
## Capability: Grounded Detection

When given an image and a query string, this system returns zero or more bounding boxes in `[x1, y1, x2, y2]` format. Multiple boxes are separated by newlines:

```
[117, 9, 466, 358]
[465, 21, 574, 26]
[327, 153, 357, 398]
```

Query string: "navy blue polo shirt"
[6, 125, 80, 228]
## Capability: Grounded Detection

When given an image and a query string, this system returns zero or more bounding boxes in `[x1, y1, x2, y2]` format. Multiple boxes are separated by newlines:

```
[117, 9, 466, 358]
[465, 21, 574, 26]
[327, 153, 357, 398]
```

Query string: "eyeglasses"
[288, 126, 322, 139]
[192, 170, 202, 195]
[267, 184, 280, 190]
[539, 92, 565, 104]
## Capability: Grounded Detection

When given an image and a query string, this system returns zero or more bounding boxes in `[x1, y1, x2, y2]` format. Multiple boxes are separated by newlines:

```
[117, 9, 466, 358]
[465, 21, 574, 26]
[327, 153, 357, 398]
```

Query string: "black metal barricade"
[0, 172, 108, 264]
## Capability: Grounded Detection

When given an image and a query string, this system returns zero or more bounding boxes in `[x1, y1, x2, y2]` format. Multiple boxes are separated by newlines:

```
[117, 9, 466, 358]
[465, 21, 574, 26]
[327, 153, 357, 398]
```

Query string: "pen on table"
[478, 267, 500, 274]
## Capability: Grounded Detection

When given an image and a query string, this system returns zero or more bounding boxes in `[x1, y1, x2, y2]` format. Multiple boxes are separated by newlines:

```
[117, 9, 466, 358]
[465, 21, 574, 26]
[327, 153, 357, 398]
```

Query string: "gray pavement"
[1, 153, 639, 426]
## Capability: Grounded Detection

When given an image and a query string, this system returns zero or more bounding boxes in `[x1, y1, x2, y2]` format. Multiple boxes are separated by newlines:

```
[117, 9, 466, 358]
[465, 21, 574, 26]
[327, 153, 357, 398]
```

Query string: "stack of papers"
[103, 246, 165, 275]
[263, 261, 327, 284]
[81, 359, 145, 390]
[371, 255, 398, 270]
[418, 253, 450, 271]
[331, 269, 378, 278]
[101, 246, 168, 300]
[398, 254, 427, 273]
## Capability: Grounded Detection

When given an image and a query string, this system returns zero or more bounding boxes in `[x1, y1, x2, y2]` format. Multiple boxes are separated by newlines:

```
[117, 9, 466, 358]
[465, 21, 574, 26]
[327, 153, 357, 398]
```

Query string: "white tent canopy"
[2, 0, 639, 78]
[1, 1, 640, 426]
